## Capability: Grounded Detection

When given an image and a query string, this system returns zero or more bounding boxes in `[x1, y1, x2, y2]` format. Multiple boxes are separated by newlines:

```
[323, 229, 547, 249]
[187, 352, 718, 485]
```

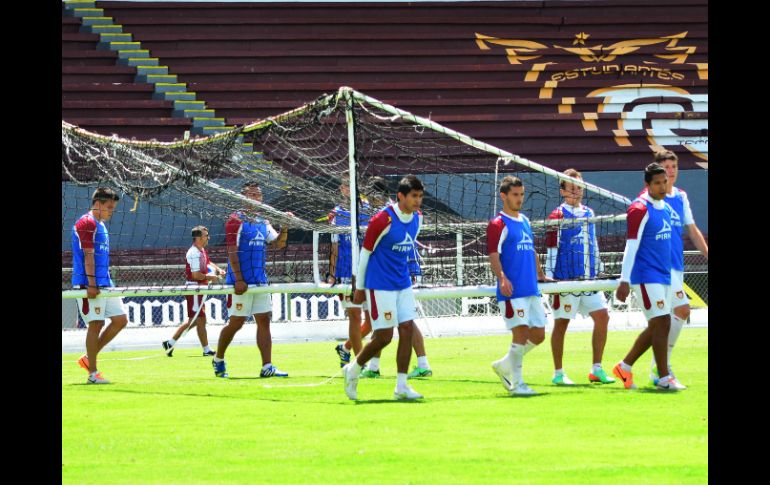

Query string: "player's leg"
[549, 293, 578, 385]
[585, 293, 614, 384]
[86, 298, 128, 384]
[85, 320, 104, 373]
[343, 326, 393, 400]
[251, 294, 286, 377]
[393, 288, 422, 399]
[408, 323, 432, 378]
[213, 294, 252, 377]
[195, 314, 215, 356]
[652, 270, 689, 384]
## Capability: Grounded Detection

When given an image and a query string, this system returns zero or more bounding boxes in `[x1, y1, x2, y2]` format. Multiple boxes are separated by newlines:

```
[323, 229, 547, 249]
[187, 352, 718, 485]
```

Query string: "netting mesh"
[62, 88, 628, 302]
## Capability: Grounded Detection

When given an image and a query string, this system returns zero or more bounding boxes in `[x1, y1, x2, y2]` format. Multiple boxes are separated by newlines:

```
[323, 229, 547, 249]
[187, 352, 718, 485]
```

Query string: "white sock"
[509, 344, 525, 385]
[417, 356, 429, 369]
[89, 371, 99, 378]
[651, 315, 684, 372]
[203, 345, 212, 353]
[620, 361, 632, 373]
[262, 362, 272, 370]
[168, 338, 176, 345]
[368, 357, 380, 372]
[592, 363, 602, 374]
[523, 340, 537, 355]
[350, 361, 362, 374]
[658, 374, 670, 384]
[213, 356, 224, 363]
[396, 372, 408, 390]
[554, 368, 564, 376]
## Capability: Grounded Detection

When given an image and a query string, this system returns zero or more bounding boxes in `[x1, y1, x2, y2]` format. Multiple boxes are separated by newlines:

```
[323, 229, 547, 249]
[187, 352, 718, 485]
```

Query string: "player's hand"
[207, 274, 222, 283]
[499, 276, 513, 297]
[326, 274, 336, 285]
[352, 289, 366, 305]
[87, 286, 100, 299]
[538, 275, 556, 283]
[217, 268, 226, 277]
[234, 280, 248, 295]
[615, 282, 630, 302]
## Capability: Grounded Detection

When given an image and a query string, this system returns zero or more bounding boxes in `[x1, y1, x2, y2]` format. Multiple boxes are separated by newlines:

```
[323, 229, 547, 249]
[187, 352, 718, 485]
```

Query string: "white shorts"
[77, 295, 127, 324]
[366, 288, 417, 331]
[631, 283, 672, 320]
[551, 292, 608, 320]
[670, 269, 689, 308]
[227, 292, 273, 317]
[497, 296, 547, 330]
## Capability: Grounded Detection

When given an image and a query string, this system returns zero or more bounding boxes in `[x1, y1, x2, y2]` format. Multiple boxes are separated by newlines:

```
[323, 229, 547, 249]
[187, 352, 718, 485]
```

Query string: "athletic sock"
[396, 373, 408, 390]
[368, 357, 380, 372]
[592, 363, 602, 374]
[522, 339, 537, 355]
[554, 368, 564, 376]
[203, 345, 212, 353]
[213, 356, 224, 363]
[167, 338, 176, 346]
[417, 356, 430, 369]
[619, 361, 632, 373]
[509, 344, 526, 385]
[350, 361, 362, 374]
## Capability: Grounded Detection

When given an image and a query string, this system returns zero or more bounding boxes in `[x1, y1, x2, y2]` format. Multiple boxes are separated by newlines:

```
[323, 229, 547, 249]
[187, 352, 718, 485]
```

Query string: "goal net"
[61, 87, 630, 328]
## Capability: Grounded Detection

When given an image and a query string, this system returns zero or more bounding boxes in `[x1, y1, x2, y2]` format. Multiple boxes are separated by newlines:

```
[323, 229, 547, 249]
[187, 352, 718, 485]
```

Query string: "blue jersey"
[72, 212, 113, 287]
[642, 187, 693, 272]
[363, 205, 422, 291]
[487, 212, 539, 300]
[224, 212, 278, 285]
[547, 203, 599, 279]
[628, 197, 673, 285]
[330, 202, 370, 279]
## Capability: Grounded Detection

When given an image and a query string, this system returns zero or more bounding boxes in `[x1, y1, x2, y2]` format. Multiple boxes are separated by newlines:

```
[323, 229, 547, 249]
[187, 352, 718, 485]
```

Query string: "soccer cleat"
[335, 343, 351, 368]
[162, 340, 174, 357]
[394, 386, 424, 400]
[656, 376, 686, 391]
[77, 354, 90, 372]
[212, 359, 228, 378]
[359, 368, 381, 378]
[202, 349, 216, 357]
[491, 358, 514, 391]
[343, 363, 359, 400]
[612, 363, 636, 389]
[588, 368, 616, 384]
[87, 372, 110, 384]
[407, 366, 433, 378]
[260, 364, 289, 378]
[651, 366, 687, 389]
[510, 382, 536, 396]
[552, 373, 575, 386]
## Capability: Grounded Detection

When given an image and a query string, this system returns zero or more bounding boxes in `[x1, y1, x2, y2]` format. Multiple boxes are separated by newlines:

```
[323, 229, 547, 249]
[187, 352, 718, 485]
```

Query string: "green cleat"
[359, 368, 381, 378]
[589, 368, 616, 384]
[407, 366, 433, 378]
[552, 373, 575, 385]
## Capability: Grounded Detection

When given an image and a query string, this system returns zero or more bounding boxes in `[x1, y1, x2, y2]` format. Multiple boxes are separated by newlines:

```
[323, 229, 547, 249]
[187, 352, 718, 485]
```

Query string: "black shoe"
[162, 340, 174, 357]
[202, 349, 216, 356]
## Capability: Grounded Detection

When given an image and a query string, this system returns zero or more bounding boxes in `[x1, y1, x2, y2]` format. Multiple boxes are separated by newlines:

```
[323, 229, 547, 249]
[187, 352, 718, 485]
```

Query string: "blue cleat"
[212, 359, 228, 378]
[260, 364, 289, 378]
[335, 343, 351, 367]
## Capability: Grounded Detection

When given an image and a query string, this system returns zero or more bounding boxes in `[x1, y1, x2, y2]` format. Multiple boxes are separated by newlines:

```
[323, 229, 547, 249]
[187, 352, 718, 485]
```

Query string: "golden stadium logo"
[475, 31, 708, 165]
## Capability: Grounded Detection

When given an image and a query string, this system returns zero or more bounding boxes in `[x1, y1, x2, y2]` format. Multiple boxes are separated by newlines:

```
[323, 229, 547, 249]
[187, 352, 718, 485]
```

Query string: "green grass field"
[62, 327, 708, 484]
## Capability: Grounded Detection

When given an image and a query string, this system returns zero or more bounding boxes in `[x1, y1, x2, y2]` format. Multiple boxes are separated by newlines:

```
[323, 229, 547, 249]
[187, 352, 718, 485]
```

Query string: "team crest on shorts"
[94, 307, 101, 315]
[656, 300, 665, 309]
[236, 303, 243, 311]
[564, 304, 572, 313]
[384, 311, 392, 321]
[517, 309, 524, 318]
[676, 291, 684, 299]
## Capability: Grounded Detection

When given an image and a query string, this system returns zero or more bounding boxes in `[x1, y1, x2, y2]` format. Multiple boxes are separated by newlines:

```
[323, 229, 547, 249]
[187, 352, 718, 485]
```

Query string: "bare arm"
[489, 252, 512, 297]
[686, 224, 708, 260]
[328, 242, 338, 283]
[191, 270, 221, 282]
[227, 245, 248, 295]
[84, 249, 99, 298]
[269, 226, 288, 250]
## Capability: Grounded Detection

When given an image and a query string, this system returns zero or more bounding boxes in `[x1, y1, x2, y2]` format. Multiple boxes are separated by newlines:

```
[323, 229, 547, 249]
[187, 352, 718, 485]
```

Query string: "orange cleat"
[612, 363, 636, 389]
[77, 354, 90, 372]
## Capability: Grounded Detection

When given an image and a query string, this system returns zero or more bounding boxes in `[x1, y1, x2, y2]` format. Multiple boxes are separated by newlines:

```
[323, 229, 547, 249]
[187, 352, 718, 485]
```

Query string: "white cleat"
[343, 363, 359, 400]
[510, 382, 536, 396]
[491, 359, 514, 391]
[87, 372, 110, 384]
[394, 386, 423, 400]
[656, 377, 686, 391]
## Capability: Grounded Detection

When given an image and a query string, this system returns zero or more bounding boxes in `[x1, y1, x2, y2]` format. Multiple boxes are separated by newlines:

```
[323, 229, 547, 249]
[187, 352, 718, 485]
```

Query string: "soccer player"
[646, 150, 708, 389]
[342, 175, 425, 400]
[612, 163, 683, 391]
[487, 176, 553, 396]
[333, 177, 432, 380]
[212, 182, 290, 378]
[545, 169, 616, 385]
[73, 187, 128, 384]
[162, 225, 226, 357]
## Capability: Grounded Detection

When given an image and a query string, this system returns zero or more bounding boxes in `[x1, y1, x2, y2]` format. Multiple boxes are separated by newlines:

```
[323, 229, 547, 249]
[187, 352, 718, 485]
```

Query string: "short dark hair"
[91, 187, 120, 204]
[653, 150, 678, 164]
[191, 225, 208, 239]
[499, 176, 523, 194]
[644, 162, 667, 184]
[397, 175, 424, 196]
[560, 168, 582, 189]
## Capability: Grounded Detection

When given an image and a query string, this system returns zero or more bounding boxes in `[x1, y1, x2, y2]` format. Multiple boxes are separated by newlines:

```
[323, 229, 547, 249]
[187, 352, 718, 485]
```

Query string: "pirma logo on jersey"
[392, 233, 415, 253]
[517, 232, 534, 251]
[670, 210, 681, 228]
[249, 232, 266, 246]
[656, 220, 672, 240]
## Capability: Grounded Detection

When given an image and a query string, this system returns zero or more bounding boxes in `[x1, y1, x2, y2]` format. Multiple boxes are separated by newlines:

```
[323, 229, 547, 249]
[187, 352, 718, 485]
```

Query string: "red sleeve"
[626, 201, 648, 239]
[486, 217, 505, 255]
[225, 216, 243, 247]
[362, 210, 391, 251]
[545, 207, 563, 248]
[75, 216, 96, 249]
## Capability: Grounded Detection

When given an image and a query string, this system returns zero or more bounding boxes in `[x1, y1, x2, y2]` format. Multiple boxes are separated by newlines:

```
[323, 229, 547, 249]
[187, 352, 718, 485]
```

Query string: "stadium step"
[79, 16, 113, 26]
[173, 100, 206, 111]
[63, 1, 96, 9]
[120, 57, 159, 67]
[192, 125, 236, 136]
[154, 83, 187, 93]
[100, 41, 142, 52]
[116, 50, 150, 59]
[191, 117, 225, 128]
[157, 91, 197, 101]
[179, 109, 216, 119]
[136, 65, 169, 76]
[99, 33, 132, 43]
[69, 8, 105, 18]
[136, 74, 178, 84]
[82, 24, 122, 34]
